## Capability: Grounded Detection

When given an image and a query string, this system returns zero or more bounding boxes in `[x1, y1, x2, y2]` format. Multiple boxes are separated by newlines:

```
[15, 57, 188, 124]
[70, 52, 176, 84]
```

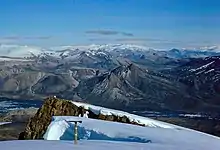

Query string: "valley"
[1, 1, 220, 149]
[0, 44, 220, 140]
[0, 44, 220, 114]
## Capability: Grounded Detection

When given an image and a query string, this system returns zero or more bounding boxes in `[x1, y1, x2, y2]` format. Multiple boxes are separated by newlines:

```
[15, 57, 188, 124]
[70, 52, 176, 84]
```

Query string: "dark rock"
[19, 97, 85, 139]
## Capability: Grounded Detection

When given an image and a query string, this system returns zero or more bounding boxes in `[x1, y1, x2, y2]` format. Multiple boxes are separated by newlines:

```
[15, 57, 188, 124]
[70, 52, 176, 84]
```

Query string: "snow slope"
[189, 61, 215, 72]
[0, 140, 199, 150]
[1, 102, 220, 150]
[43, 116, 220, 150]
[0, 122, 11, 126]
[71, 101, 179, 129]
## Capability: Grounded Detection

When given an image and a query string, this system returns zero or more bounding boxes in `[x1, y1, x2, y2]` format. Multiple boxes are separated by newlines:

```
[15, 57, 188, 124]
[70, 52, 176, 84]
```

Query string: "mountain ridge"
[0, 44, 220, 114]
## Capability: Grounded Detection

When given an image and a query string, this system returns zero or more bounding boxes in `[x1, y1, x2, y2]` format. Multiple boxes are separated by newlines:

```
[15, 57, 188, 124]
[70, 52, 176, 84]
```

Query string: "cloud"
[86, 30, 118, 35]
[85, 30, 133, 36]
[0, 39, 17, 44]
[87, 37, 176, 45]
[116, 38, 147, 42]
[198, 45, 219, 51]
[0, 36, 52, 40]
[116, 38, 173, 42]
[88, 37, 215, 49]
[1, 36, 19, 40]
[121, 32, 134, 37]
[24, 36, 51, 40]
[88, 38, 111, 42]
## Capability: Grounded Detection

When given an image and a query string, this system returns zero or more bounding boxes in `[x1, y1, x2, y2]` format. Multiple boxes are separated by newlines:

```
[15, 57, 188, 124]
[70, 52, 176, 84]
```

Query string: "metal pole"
[68, 120, 82, 145]
[74, 122, 77, 144]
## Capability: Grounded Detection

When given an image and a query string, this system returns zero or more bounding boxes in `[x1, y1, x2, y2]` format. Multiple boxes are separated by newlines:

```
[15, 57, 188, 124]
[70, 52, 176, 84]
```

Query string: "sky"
[0, 0, 219, 49]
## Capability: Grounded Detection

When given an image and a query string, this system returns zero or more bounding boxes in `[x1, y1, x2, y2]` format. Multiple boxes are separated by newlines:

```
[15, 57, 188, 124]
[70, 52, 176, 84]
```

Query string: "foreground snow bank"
[44, 117, 151, 143]
[71, 101, 178, 129]
[1, 139, 214, 150]
[43, 116, 220, 149]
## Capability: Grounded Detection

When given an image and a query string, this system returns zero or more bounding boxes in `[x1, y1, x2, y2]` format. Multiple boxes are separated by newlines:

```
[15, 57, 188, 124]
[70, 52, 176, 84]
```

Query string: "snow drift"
[43, 116, 220, 149]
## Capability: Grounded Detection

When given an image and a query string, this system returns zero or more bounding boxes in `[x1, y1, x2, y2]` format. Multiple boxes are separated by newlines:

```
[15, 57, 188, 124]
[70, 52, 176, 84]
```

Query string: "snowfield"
[1, 102, 220, 149]
[42, 116, 220, 150]
[41, 101, 220, 149]
[0, 140, 197, 150]
[1, 116, 220, 150]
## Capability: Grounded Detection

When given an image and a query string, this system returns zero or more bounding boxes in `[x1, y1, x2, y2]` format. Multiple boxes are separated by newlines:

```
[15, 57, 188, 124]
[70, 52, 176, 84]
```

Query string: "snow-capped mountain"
[39, 44, 151, 64]
[174, 56, 220, 85]
[1, 44, 220, 114]
[0, 44, 219, 61]
[162, 56, 220, 107]
[75, 63, 199, 112]
[49, 44, 149, 52]
[48, 44, 220, 60]
[166, 48, 220, 59]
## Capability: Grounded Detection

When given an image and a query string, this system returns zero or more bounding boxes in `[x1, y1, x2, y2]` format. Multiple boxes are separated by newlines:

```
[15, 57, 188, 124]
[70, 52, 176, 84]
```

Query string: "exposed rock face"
[76, 63, 197, 112]
[19, 97, 86, 139]
[91, 112, 144, 127]
[166, 56, 220, 107]
[19, 97, 145, 140]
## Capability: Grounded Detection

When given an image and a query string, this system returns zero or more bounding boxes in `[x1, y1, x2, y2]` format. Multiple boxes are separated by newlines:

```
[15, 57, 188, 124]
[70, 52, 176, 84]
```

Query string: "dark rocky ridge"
[162, 56, 220, 109]
[19, 97, 145, 140]
[76, 63, 203, 112]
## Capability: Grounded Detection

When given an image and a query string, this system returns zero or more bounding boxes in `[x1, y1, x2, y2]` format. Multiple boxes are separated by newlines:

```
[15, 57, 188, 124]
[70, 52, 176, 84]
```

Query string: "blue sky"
[0, 0, 219, 48]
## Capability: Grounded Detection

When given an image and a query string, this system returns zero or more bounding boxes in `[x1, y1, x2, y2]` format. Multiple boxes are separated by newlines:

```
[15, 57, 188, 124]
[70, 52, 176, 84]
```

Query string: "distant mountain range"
[1, 44, 220, 59]
[0, 44, 220, 114]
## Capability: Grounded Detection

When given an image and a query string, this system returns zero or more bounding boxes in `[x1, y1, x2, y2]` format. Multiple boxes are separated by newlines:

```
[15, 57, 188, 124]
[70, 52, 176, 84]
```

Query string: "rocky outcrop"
[19, 97, 145, 140]
[19, 97, 87, 139]
[93, 113, 145, 127]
